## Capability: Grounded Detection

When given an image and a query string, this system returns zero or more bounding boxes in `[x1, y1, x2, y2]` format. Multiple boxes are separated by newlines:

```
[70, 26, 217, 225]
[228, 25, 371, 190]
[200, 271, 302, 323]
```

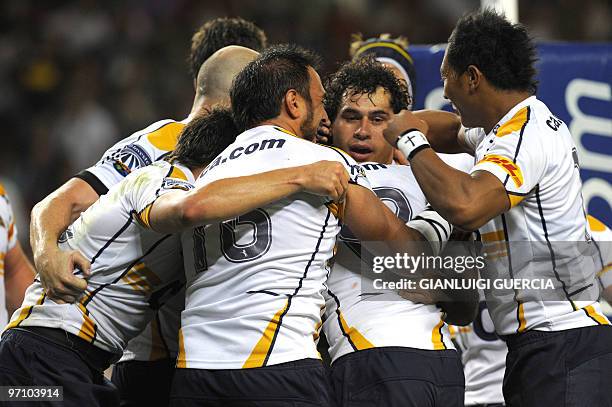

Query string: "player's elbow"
[444, 201, 486, 232]
[180, 194, 216, 228]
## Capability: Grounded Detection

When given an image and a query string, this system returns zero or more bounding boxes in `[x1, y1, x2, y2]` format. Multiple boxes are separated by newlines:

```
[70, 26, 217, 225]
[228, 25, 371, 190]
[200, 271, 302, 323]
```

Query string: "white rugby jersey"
[468, 96, 609, 335]
[590, 216, 612, 291]
[453, 218, 612, 405]
[6, 161, 190, 356]
[81, 118, 188, 362]
[0, 184, 18, 327]
[323, 163, 454, 363]
[178, 125, 370, 369]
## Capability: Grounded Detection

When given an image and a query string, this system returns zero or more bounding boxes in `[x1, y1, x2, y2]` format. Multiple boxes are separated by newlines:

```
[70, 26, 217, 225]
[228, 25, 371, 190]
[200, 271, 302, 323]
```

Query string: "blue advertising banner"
[409, 43, 612, 226]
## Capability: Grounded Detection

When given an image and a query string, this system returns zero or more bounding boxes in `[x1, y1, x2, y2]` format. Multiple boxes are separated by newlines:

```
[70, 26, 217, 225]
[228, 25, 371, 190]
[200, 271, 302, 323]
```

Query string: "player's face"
[332, 86, 394, 164]
[301, 67, 328, 142]
[441, 50, 478, 128]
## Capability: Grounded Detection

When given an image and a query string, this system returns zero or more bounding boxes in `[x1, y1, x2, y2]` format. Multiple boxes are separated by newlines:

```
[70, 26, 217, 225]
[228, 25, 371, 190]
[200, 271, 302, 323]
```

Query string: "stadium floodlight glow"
[481, 0, 518, 23]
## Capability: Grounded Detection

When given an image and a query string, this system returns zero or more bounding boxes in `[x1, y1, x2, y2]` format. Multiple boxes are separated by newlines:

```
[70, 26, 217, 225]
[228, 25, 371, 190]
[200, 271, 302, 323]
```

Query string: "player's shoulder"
[496, 97, 563, 139]
[317, 144, 359, 166]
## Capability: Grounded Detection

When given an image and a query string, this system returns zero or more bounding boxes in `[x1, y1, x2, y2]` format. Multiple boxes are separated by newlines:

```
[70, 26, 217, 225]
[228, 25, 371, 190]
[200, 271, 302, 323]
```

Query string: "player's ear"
[466, 65, 482, 93]
[283, 89, 301, 119]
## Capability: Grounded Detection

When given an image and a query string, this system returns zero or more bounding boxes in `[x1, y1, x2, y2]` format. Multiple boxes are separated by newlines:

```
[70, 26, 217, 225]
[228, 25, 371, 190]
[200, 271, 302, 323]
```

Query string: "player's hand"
[384, 110, 430, 147]
[393, 149, 409, 165]
[35, 247, 91, 303]
[316, 118, 332, 145]
[300, 161, 350, 202]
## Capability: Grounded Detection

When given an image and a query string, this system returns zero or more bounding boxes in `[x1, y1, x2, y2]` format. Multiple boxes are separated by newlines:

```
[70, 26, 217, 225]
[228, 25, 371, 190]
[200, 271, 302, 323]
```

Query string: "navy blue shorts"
[111, 359, 175, 407]
[0, 328, 119, 407]
[169, 358, 334, 406]
[502, 325, 612, 407]
[330, 346, 464, 407]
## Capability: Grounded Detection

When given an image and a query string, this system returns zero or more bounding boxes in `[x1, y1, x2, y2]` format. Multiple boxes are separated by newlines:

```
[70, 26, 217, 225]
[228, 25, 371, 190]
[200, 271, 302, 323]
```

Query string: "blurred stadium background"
[1, 0, 610, 251]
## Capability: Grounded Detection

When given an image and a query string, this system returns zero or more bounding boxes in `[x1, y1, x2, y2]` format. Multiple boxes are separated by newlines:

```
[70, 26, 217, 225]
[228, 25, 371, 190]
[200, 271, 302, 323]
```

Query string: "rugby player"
[322, 56, 474, 407]
[453, 215, 612, 407]
[0, 184, 35, 327]
[169, 44, 453, 406]
[29, 17, 266, 406]
[0, 106, 351, 406]
[384, 9, 612, 406]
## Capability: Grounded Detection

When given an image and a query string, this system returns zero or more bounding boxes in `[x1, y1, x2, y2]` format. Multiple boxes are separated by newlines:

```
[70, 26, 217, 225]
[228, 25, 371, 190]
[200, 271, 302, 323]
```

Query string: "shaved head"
[195, 45, 259, 106]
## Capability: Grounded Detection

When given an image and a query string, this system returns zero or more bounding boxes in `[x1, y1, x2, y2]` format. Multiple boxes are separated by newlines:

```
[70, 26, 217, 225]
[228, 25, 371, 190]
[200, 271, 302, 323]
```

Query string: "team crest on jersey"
[161, 178, 194, 191]
[113, 145, 153, 176]
[349, 164, 367, 183]
[58, 229, 73, 244]
[478, 155, 524, 188]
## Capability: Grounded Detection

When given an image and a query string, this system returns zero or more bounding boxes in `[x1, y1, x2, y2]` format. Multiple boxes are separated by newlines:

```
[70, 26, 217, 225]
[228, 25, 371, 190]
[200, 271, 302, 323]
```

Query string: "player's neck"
[483, 91, 531, 133]
[259, 117, 302, 138]
[188, 166, 204, 180]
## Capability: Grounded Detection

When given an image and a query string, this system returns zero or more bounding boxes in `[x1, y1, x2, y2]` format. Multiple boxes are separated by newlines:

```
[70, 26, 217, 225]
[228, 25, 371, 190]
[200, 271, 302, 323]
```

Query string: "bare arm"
[384, 113, 508, 231]
[149, 161, 350, 233]
[413, 109, 468, 154]
[30, 178, 96, 303]
[409, 149, 509, 231]
[4, 241, 36, 315]
[343, 184, 428, 249]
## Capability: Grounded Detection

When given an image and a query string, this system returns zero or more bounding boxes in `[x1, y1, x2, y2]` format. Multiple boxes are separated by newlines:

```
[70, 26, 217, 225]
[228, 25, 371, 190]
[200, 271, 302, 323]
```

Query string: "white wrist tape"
[407, 207, 452, 256]
[396, 129, 431, 160]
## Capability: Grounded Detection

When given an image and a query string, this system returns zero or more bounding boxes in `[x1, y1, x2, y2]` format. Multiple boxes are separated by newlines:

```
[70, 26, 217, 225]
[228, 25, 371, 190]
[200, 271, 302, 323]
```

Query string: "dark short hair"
[188, 17, 267, 84]
[230, 44, 322, 131]
[447, 9, 538, 93]
[324, 56, 409, 121]
[169, 106, 238, 168]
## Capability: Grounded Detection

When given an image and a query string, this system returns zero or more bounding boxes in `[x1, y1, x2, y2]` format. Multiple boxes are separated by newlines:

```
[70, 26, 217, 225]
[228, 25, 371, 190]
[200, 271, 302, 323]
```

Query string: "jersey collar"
[490, 95, 536, 136]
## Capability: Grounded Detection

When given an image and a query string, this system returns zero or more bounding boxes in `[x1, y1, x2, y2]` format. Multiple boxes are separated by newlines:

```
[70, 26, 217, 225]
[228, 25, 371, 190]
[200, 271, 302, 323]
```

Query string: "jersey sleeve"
[460, 127, 485, 153]
[75, 120, 181, 195]
[322, 146, 371, 190]
[128, 164, 195, 229]
[470, 124, 545, 208]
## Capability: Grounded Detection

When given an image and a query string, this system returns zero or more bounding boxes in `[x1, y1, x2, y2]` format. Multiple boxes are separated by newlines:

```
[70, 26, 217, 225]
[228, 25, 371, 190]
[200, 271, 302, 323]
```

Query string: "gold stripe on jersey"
[147, 122, 185, 151]
[122, 262, 162, 295]
[76, 303, 97, 342]
[583, 305, 610, 325]
[495, 107, 529, 138]
[7, 222, 14, 242]
[313, 320, 322, 341]
[177, 328, 187, 368]
[135, 204, 154, 229]
[517, 302, 527, 333]
[325, 201, 345, 221]
[477, 155, 524, 188]
[431, 318, 446, 350]
[243, 301, 289, 368]
[508, 192, 525, 208]
[0, 183, 5, 196]
[448, 325, 457, 339]
[481, 230, 504, 242]
[587, 215, 607, 232]
[597, 264, 612, 278]
[338, 312, 374, 351]
[6, 293, 46, 330]
[169, 166, 188, 181]
[273, 126, 299, 138]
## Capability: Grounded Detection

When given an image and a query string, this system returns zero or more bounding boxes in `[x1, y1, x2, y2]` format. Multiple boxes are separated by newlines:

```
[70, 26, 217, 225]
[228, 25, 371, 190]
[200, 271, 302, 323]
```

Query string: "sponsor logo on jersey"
[58, 229, 73, 244]
[115, 145, 153, 175]
[478, 154, 524, 188]
[204, 138, 287, 174]
[161, 178, 194, 191]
